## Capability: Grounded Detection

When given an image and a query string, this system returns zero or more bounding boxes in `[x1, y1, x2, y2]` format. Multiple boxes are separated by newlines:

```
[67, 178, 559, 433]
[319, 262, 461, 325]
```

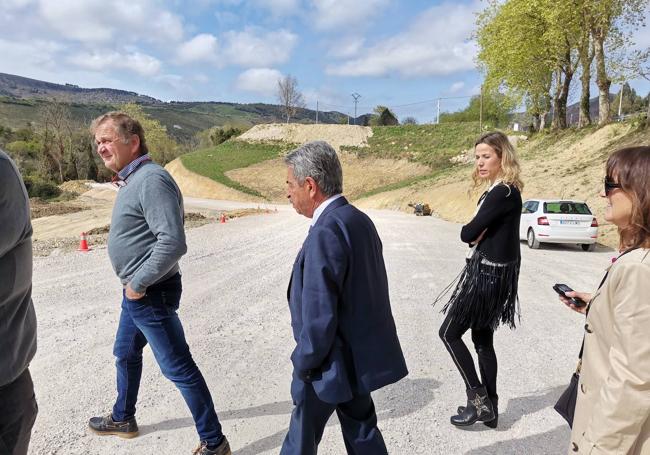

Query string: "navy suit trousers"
[280, 379, 388, 455]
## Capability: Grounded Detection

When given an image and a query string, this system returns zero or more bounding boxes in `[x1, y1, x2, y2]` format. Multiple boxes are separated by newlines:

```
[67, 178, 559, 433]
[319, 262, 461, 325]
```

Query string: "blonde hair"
[471, 131, 524, 192]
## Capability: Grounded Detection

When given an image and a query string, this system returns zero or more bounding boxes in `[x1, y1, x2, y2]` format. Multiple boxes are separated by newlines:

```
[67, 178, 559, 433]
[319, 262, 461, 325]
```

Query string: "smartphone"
[553, 283, 586, 307]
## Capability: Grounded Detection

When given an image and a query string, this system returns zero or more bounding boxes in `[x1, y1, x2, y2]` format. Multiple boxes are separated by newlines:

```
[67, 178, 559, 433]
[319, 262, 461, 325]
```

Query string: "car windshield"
[543, 202, 592, 215]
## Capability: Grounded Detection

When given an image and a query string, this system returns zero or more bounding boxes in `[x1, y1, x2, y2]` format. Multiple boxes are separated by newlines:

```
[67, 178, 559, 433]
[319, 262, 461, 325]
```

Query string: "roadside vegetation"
[338, 122, 481, 197]
[344, 122, 480, 167]
[180, 140, 296, 197]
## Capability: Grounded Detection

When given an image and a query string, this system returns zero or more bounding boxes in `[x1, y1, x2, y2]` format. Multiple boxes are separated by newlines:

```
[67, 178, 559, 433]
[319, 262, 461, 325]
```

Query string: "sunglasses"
[604, 178, 622, 196]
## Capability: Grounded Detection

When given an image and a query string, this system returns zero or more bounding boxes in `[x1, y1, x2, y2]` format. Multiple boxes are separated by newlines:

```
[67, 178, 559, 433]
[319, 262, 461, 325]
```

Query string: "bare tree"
[40, 100, 74, 183]
[277, 75, 305, 123]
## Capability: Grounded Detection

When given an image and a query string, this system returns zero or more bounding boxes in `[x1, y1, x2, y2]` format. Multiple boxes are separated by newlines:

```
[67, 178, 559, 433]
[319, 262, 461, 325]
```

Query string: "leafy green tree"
[210, 126, 242, 146]
[476, 0, 554, 130]
[369, 106, 398, 126]
[119, 103, 179, 165]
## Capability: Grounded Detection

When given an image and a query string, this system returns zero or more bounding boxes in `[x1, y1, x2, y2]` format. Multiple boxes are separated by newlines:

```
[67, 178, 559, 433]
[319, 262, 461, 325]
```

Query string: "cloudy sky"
[1, 0, 648, 122]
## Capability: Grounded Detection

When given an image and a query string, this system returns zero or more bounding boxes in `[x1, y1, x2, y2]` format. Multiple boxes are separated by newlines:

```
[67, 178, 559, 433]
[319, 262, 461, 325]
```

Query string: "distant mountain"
[0, 72, 160, 104]
[0, 73, 352, 140]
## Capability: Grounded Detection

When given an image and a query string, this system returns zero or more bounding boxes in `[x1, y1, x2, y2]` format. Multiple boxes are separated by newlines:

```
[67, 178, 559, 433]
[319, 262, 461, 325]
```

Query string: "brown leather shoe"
[193, 436, 231, 455]
[88, 413, 139, 438]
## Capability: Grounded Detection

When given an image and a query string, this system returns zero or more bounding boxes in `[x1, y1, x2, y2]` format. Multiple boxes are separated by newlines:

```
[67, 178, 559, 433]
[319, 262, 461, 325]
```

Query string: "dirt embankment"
[357, 124, 650, 248]
[237, 123, 373, 150]
[173, 123, 427, 202]
[165, 158, 264, 202]
[227, 153, 430, 202]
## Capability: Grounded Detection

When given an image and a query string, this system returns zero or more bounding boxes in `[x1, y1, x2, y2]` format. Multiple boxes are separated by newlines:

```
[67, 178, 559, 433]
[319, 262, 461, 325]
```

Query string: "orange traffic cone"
[78, 232, 91, 252]
[220, 213, 227, 224]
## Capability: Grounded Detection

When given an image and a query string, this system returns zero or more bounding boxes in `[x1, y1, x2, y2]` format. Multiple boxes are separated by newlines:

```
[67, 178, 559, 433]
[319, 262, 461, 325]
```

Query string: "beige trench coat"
[569, 249, 650, 454]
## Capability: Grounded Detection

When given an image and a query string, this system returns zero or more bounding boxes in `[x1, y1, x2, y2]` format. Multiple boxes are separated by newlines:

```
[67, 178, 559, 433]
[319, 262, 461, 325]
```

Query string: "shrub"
[210, 126, 243, 146]
[23, 175, 62, 199]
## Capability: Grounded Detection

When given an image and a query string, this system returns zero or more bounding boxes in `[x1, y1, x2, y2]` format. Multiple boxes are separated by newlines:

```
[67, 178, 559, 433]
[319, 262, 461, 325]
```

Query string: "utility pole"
[351, 92, 361, 125]
[436, 98, 441, 124]
[316, 100, 319, 124]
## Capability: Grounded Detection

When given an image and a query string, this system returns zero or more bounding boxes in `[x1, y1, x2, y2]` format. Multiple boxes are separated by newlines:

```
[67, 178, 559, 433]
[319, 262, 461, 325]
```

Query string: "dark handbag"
[554, 361, 581, 428]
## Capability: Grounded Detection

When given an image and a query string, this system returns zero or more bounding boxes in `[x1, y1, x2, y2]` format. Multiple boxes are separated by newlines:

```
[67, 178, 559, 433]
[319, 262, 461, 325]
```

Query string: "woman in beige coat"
[560, 146, 650, 454]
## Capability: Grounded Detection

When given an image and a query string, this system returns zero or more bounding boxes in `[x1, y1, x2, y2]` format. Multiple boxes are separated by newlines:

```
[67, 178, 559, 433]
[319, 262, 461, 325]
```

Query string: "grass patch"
[518, 125, 597, 159]
[343, 122, 481, 197]
[180, 140, 295, 197]
[342, 122, 480, 169]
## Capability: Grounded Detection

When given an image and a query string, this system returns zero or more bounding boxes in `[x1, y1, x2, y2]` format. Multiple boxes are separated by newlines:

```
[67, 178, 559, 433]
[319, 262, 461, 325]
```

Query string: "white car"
[520, 199, 599, 251]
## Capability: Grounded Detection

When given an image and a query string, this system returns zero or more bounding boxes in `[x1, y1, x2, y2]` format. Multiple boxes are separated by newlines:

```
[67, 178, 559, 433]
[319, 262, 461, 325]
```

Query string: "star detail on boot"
[470, 394, 491, 417]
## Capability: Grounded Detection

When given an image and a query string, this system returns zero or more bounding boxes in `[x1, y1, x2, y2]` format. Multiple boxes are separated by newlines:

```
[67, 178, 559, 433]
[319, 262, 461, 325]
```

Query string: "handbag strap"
[577, 247, 638, 361]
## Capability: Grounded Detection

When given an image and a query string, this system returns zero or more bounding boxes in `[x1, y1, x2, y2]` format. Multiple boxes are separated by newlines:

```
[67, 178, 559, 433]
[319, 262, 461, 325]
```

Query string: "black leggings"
[439, 311, 498, 400]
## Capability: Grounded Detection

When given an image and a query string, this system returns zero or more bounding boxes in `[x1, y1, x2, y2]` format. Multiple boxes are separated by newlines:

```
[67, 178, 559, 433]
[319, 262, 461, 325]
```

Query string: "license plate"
[559, 220, 580, 225]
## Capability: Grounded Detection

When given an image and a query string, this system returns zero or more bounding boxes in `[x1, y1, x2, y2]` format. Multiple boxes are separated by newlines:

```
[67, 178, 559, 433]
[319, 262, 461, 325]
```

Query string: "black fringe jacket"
[438, 183, 523, 330]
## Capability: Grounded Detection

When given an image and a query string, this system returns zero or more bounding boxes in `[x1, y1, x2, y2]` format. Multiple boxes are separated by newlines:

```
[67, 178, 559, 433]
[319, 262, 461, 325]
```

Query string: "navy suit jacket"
[287, 197, 408, 404]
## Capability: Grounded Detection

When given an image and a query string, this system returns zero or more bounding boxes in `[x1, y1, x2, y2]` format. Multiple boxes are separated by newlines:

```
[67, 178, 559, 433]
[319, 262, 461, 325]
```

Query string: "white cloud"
[223, 28, 297, 67]
[449, 81, 465, 94]
[193, 73, 210, 83]
[1, 0, 34, 9]
[177, 34, 219, 64]
[311, 0, 389, 30]
[0, 38, 63, 75]
[235, 68, 282, 96]
[38, 0, 183, 44]
[326, 1, 479, 78]
[0, 38, 125, 89]
[327, 36, 365, 58]
[67, 51, 162, 76]
[302, 87, 348, 108]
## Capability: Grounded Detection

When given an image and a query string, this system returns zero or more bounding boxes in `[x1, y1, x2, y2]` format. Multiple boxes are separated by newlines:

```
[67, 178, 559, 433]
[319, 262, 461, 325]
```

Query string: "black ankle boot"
[450, 386, 495, 427]
[483, 396, 498, 428]
[458, 395, 499, 428]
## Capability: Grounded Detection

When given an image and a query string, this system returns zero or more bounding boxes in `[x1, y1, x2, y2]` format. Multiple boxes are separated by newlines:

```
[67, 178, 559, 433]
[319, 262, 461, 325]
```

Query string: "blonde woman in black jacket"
[436, 131, 524, 429]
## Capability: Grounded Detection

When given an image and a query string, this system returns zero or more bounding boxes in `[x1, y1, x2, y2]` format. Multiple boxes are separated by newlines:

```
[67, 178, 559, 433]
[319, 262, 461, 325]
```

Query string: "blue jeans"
[112, 273, 223, 445]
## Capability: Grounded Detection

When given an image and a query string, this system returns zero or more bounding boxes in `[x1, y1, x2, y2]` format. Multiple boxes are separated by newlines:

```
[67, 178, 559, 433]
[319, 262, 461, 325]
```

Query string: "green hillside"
[180, 140, 297, 197]
[0, 97, 112, 131]
[342, 122, 480, 167]
[0, 97, 346, 142]
[341, 122, 481, 197]
[180, 123, 482, 199]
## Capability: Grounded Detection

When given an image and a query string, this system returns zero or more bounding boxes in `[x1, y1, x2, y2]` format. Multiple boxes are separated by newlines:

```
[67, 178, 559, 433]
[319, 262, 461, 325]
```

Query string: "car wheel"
[527, 229, 540, 249]
[581, 243, 595, 252]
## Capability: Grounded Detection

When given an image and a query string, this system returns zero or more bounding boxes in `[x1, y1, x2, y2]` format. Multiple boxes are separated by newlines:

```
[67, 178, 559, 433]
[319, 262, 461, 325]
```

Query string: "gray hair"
[284, 141, 343, 197]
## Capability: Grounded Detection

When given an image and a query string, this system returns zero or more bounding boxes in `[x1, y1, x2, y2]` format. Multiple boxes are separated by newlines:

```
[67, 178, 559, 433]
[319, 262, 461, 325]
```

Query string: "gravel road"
[28, 208, 614, 455]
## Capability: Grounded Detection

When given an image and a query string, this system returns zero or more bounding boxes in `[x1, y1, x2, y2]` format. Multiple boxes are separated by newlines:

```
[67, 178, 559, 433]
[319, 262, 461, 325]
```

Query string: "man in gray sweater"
[0, 149, 38, 455]
[87, 112, 230, 455]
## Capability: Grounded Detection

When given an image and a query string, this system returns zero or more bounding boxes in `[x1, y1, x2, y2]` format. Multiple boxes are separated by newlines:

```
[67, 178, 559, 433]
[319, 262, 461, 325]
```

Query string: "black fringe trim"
[433, 251, 521, 330]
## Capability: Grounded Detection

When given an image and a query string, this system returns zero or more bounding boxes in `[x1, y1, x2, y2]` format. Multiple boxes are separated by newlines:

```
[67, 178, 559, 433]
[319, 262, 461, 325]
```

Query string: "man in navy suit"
[281, 141, 408, 455]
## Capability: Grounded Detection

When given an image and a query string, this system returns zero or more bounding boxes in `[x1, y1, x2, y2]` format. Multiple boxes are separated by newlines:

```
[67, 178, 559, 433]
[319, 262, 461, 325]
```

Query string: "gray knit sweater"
[0, 150, 37, 387]
[108, 161, 187, 293]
